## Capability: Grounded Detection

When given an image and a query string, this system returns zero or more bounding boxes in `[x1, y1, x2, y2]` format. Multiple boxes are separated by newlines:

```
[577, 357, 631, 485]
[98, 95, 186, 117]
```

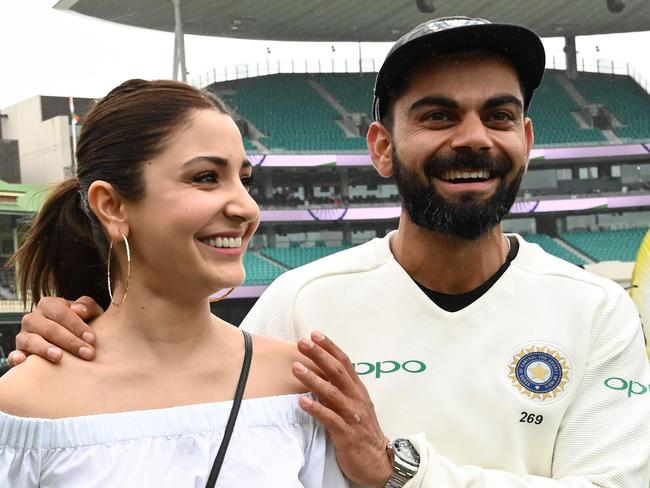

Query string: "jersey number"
[520, 411, 543, 424]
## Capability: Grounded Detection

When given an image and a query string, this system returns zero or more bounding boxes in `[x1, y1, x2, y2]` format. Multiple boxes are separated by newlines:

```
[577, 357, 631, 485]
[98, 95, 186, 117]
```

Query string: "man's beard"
[392, 147, 525, 240]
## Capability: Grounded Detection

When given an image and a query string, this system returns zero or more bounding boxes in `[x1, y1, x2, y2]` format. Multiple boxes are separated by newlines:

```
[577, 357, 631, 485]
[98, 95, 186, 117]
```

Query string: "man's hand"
[292, 331, 392, 488]
[8, 296, 103, 366]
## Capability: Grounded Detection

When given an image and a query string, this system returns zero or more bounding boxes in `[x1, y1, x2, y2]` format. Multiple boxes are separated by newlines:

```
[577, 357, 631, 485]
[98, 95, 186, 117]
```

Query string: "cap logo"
[425, 17, 489, 32]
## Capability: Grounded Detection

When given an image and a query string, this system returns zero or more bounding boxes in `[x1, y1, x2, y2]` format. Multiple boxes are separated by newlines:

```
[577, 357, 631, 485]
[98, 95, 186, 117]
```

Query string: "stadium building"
[0, 1, 649, 357]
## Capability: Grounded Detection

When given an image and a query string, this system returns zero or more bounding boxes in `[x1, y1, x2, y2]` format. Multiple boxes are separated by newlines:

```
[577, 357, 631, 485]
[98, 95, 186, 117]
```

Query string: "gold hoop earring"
[107, 232, 131, 306]
[210, 287, 236, 303]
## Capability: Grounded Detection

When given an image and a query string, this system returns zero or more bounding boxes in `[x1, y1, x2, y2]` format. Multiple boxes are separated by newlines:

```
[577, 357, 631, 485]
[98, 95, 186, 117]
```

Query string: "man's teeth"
[202, 236, 243, 248]
[440, 169, 491, 181]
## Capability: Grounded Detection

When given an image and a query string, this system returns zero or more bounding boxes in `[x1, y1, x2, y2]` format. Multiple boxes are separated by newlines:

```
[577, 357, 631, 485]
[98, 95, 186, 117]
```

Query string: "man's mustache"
[422, 152, 512, 179]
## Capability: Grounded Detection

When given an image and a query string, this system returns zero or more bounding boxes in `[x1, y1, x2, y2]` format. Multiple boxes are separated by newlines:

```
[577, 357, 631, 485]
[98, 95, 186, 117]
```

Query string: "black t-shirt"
[415, 236, 519, 312]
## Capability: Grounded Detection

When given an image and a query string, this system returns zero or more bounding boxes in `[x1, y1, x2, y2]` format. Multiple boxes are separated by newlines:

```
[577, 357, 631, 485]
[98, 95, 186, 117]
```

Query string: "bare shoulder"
[0, 354, 69, 417]
[246, 334, 312, 397]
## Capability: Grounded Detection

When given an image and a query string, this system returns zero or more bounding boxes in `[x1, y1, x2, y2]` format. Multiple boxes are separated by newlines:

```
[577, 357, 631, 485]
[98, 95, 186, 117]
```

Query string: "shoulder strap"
[205, 329, 253, 488]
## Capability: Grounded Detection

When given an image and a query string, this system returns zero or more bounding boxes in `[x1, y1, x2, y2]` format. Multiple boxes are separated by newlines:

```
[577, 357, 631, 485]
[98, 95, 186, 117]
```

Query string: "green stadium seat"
[261, 245, 353, 269]
[217, 74, 367, 153]
[243, 252, 287, 285]
[528, 71, 606, 147]
[572, 72, 650, 141]
[316, 73, 376, 115]
[560, 228, 648, 262]
[522, 234, 586, 265]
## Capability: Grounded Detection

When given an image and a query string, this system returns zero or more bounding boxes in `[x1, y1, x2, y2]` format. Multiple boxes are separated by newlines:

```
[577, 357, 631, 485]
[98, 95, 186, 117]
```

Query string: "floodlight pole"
[171, 0, 187, 82]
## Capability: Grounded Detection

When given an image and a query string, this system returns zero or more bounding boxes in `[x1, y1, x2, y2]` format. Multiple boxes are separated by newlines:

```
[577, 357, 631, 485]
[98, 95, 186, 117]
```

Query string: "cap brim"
[373, 23, 545, 121]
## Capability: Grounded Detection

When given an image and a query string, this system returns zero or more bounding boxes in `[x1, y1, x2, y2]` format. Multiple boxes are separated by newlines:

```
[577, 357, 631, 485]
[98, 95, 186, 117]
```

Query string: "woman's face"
[124, 108, 260, 301]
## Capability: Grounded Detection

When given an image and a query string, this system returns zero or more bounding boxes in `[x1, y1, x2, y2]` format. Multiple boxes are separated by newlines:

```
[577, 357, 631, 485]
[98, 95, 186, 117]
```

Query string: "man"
[10, 17, 650, 488]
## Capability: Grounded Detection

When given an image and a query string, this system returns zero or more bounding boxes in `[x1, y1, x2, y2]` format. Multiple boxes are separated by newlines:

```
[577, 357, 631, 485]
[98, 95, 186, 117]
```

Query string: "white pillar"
[171, 0, 187, 82]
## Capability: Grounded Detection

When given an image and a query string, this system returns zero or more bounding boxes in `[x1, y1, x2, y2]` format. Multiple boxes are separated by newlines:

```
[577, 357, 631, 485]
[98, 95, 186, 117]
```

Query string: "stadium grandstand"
[0, 0, 649, 353]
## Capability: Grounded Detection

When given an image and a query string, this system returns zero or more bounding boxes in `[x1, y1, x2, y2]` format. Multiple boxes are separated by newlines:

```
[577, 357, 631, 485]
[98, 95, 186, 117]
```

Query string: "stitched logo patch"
[508, 344, 570, 402]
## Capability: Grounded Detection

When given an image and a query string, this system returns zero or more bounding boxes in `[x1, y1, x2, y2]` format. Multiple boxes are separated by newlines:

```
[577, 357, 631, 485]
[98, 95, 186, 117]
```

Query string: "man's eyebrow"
[182, 156, 252, 170]
[408, 96, 459, 114]
[483, 95, 523, 111]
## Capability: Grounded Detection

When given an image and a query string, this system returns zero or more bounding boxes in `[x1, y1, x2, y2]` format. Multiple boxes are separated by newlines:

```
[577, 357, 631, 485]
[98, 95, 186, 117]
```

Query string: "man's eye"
[490, 111, 515, 122]
[194, 171, 218, 184]
[427, 111, 452, 122]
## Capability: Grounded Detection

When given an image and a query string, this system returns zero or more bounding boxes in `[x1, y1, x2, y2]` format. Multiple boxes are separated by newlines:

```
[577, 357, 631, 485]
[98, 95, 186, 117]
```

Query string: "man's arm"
[9, 296, 103, 365]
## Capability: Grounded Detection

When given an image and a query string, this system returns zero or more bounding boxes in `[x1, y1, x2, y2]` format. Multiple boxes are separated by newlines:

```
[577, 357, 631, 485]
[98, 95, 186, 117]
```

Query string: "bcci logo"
[508, 344, 571, 402]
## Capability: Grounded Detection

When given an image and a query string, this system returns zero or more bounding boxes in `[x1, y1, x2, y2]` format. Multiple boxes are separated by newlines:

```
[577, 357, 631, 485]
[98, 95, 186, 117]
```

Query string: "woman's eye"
[241, 176, 254, 191]
[193, 171, 218, 184]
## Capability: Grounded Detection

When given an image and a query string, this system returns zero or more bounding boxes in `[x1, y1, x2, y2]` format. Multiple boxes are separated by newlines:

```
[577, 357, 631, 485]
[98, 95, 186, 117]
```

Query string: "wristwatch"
[384, 438, 420, 488]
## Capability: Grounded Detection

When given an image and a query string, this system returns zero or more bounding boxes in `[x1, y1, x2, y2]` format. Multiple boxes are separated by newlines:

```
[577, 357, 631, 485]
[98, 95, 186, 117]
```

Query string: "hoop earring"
[107, 232, 131, 306]
[210, 287, 236, 303]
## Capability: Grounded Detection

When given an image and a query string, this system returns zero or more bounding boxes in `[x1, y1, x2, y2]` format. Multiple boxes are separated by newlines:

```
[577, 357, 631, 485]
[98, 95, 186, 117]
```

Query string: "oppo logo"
[353, 360, 427, 378]
[604, 377, 650, 397]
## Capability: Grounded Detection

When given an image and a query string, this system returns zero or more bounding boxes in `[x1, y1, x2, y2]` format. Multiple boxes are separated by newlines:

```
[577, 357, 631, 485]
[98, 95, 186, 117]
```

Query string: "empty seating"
[572, 72, 650, 141]
[243, 252, 287, 285]
[528, 72, 606, 146]
[316, 73, 375, 115]
[262, 245, 352, 269]
[209, 69, 650, 152]
[561, 228, 647, 262]
[521, 234, 586, 265]
[216, 74, 366, 152]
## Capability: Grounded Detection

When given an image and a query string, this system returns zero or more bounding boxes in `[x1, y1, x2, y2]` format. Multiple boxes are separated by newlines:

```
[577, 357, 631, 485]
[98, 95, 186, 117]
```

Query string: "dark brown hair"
[11, 79, 229, 309]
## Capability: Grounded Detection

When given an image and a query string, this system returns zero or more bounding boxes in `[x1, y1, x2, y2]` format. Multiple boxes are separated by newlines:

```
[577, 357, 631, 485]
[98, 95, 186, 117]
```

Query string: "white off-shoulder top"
[0, 393, 348, 488]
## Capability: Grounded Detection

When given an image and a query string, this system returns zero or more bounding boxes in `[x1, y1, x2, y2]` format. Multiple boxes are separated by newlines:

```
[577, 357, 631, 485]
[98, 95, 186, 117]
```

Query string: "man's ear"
[367, 121, 394, 178]
[87, 181, 129, 240]
[523, 116, 534, 173]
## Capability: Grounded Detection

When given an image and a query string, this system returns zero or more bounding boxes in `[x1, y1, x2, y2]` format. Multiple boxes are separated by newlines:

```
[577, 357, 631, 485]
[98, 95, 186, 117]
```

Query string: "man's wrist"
[371, 438, 394, 488]
[383, 438, 420, 487]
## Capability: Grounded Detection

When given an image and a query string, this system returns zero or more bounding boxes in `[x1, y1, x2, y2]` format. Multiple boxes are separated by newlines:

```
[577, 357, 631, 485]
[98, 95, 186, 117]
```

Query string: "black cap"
[372, 16, 546, 121]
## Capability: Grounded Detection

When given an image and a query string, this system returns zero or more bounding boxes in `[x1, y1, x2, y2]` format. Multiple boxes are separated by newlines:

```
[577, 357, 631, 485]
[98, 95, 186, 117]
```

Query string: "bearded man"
[11, 17, 650, 488]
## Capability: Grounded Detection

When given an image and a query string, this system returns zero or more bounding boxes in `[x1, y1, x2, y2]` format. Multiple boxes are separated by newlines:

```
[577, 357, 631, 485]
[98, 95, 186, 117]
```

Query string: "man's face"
[387, 52, 533, 240]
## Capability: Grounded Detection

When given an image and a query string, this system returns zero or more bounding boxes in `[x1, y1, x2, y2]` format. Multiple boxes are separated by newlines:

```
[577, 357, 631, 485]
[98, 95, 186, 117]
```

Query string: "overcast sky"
[2, 0, 650, 109]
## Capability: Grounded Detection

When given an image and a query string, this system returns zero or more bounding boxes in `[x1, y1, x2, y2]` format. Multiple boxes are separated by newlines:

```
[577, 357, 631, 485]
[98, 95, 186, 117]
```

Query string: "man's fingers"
[14, 332, 64, 363]
[19, 315, 95, 360]
[297, 337, 357, 393]
[310, 330, 358, 380]
[298, 395, 347, 437]
[25, 297, 96, 348]
[70, 296, 104, 326]
[292, 362, 356, 418]
[7, 350, 27, 367]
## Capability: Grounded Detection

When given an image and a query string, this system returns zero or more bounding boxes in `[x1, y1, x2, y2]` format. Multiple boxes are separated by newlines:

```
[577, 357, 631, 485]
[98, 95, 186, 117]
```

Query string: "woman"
[0, 79, 347, 487]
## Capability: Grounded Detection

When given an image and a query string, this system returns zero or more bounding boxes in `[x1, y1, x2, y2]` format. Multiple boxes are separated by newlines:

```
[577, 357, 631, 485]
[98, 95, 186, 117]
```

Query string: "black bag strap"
[205, 329, 253, 488]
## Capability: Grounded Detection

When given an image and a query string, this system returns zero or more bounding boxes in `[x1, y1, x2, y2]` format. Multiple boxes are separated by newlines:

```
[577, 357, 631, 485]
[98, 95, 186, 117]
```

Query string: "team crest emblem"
[508, 344, 570, 402]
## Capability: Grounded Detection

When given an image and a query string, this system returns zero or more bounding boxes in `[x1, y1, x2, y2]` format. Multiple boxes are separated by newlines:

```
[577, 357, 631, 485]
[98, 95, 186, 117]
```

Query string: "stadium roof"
[54, 0, 650, 42]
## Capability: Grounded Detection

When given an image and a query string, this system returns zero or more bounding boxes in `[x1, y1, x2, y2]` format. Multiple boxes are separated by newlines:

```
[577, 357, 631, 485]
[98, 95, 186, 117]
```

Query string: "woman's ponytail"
[10, 178, 110, 309]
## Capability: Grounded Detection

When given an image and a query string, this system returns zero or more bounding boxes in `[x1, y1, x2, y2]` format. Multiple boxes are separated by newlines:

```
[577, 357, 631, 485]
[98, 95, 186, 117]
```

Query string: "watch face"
[395, 439, 420, 466]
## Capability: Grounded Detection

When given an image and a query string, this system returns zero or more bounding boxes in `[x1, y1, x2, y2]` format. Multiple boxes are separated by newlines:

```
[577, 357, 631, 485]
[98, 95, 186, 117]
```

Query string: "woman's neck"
[92, 282, 220, 367]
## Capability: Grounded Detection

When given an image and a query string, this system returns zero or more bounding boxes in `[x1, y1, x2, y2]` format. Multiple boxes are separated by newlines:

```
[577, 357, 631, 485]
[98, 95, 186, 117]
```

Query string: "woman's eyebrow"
[181, 155, 228, 168]
[182, 156, 252, 171]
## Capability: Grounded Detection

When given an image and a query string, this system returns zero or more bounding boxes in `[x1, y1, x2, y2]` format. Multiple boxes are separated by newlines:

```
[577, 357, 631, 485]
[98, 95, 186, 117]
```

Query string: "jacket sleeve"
[405, 290, 650, 488]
